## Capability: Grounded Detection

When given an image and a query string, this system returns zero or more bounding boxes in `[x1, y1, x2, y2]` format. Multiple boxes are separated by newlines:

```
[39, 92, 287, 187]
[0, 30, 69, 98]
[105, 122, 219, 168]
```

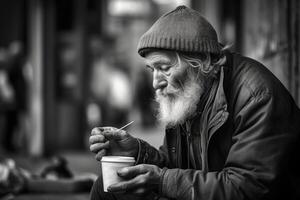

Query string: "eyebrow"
[145, 56, 173, 68]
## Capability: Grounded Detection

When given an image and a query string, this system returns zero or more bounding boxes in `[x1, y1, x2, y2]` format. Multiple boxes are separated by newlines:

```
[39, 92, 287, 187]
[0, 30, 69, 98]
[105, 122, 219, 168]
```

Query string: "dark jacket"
[136, 52, 300, 200]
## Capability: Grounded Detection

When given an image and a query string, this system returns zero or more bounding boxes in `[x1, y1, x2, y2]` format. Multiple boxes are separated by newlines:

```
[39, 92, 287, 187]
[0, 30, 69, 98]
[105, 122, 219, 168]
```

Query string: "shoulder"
[225, 52, 296, 114]
[230, 53, 279, 96]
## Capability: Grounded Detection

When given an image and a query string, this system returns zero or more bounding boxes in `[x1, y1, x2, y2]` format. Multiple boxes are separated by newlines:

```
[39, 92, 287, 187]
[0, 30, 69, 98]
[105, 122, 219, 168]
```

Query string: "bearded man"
[89, 6, 300, 200]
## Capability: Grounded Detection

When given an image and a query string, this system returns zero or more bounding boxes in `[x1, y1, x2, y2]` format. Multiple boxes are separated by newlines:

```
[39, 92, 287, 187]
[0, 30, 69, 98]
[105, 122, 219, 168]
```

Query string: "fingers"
[130, 188, 147, 196]
[117, 165, 148, 179]
[102, 129, 127, 140]
[91, 127, 127, 140]
[90, 141, 109, 153]
[108, 173, 147, 193]
[108, 165, 161, 195]
[95, 149, 107, 161]
[89, 134, 106, 145]
[91, 127, 104, 135]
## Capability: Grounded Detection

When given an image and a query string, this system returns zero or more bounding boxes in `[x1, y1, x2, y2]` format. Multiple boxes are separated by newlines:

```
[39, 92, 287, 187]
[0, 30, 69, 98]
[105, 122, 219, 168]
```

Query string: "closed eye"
[160, 65, 171, 71]
[146, 65, 154, 72]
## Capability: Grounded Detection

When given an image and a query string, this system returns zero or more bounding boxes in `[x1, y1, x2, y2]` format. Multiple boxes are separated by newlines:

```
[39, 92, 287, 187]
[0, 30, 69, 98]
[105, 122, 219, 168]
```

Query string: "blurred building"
[0, 0, 299, 156]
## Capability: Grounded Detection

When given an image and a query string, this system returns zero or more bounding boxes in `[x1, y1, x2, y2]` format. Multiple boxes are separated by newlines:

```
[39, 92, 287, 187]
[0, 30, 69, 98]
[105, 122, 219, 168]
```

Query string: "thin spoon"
[116, 121, 134, 132]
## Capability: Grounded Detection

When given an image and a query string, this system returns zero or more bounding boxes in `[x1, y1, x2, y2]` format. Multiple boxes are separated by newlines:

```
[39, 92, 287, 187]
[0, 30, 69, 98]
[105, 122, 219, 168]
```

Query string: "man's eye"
[146, 65, 154, 72]
[160, 65, 171, 71]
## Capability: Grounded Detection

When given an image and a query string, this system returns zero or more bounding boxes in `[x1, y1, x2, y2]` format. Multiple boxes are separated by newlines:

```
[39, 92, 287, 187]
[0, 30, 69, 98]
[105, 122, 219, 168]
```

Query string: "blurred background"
[0, 0, 299, 197]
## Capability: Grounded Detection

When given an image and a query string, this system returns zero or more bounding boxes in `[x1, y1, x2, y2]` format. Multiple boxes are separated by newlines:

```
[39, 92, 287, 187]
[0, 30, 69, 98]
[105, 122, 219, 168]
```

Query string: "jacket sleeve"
[135, 135, 172, 168]
[159, 92, 300, 200]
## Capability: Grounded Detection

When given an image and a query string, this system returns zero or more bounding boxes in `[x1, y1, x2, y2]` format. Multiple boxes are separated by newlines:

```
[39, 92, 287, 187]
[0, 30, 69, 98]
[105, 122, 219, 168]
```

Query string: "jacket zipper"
[200, 127, 208, 172]
[176, 128, 181, 167]
[207, 111, 229, 149]
[186, 121, 192, 169]
[203, 110, 229, 172]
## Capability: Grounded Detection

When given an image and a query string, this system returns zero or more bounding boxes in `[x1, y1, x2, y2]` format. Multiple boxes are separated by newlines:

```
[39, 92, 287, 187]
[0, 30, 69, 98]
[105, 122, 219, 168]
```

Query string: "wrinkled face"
[145, 50, 188, 98]
[144, 50, 204, 127]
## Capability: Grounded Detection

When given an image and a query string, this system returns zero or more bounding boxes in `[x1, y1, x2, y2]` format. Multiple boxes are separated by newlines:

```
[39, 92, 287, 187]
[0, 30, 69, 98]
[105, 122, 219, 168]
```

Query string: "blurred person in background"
[89, 6, 300, 200]
[0, 41, 29, 198]
[0, 41, 27, 153]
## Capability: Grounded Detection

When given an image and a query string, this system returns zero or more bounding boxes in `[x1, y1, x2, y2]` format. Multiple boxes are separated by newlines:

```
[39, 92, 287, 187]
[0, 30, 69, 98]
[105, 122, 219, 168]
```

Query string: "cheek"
[168, 68, 189, 87]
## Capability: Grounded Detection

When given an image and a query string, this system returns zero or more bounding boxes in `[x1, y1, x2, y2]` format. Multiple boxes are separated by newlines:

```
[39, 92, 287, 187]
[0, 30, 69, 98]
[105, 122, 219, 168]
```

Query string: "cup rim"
[101, 156, 135, 163]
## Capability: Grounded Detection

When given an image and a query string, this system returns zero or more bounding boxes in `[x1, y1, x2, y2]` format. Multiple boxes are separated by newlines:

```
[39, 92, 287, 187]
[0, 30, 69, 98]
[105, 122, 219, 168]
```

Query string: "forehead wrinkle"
[145, 52, 174, 67]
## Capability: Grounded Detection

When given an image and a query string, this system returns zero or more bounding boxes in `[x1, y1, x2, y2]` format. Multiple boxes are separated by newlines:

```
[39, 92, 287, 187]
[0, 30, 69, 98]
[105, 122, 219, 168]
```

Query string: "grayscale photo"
[0, 0, 299, 200]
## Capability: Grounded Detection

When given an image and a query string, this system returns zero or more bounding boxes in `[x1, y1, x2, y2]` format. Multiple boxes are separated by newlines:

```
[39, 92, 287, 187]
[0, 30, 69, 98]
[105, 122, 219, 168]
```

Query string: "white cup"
[101, 156, 135, 192]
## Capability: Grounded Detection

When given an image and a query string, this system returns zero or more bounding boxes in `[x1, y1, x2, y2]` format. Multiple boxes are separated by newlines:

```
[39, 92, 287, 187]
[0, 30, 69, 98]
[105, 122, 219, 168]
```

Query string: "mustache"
[155, 79, 185, 97]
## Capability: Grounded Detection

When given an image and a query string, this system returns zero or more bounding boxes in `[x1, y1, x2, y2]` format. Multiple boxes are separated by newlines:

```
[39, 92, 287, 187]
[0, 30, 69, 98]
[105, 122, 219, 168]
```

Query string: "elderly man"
[89, 5, 300, 200]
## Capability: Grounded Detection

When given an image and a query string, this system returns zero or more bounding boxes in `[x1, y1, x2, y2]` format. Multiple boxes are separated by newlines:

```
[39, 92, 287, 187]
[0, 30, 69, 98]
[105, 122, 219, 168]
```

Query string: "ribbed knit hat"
[137, 5, 221, 57]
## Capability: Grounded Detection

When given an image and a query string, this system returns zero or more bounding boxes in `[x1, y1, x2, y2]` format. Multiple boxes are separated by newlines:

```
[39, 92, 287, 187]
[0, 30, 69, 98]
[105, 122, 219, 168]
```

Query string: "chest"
[165, 117, 233, 171]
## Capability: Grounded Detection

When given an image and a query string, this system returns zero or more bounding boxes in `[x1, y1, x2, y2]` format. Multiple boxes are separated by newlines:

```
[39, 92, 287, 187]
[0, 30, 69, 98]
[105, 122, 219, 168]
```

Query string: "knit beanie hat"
[137, 5, 221, 57]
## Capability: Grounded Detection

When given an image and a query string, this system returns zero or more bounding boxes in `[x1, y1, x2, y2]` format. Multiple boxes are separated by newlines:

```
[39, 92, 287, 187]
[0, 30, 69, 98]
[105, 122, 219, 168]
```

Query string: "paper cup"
[101, 156, 135, 192]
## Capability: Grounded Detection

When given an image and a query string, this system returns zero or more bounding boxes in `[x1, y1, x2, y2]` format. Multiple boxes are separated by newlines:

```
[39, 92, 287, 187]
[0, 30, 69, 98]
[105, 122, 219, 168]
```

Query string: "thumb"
[117, 165, 147, 178]
[102, 128, 127, 140]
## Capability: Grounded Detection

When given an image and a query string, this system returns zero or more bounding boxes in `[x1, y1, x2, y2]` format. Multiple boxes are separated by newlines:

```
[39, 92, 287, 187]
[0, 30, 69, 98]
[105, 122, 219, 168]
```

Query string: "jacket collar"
[211, 66, 228, 116]
[197, 52, 231, 120]
[205, 56, 230, 142]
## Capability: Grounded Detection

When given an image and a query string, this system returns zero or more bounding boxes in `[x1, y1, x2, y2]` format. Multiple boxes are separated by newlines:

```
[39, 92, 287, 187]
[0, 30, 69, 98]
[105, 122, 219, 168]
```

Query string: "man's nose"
[153, 71, 167, 90]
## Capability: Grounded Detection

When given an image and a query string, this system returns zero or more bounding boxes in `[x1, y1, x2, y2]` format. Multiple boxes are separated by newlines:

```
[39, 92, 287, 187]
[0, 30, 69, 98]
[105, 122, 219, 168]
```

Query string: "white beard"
[155, 76, 203, 128]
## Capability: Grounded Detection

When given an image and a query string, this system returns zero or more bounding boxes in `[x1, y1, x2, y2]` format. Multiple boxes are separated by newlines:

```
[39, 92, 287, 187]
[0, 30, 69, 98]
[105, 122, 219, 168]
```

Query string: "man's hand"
[107, 164, 163, 196]
[89, 127, 139, 161]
